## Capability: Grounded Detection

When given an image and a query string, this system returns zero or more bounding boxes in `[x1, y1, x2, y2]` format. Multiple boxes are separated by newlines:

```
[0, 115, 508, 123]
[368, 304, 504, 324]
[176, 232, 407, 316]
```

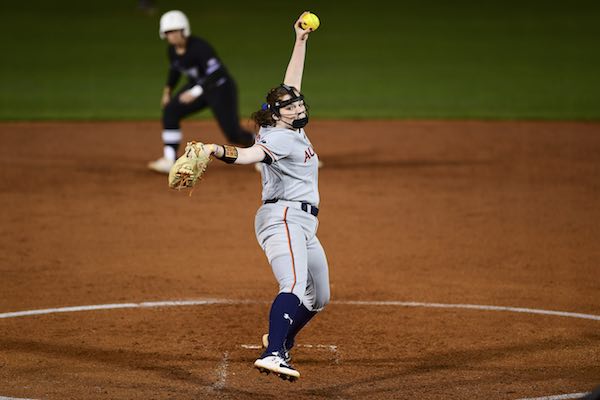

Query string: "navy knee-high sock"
[285, 303, 317, 350]
[264, 292, 301, 355]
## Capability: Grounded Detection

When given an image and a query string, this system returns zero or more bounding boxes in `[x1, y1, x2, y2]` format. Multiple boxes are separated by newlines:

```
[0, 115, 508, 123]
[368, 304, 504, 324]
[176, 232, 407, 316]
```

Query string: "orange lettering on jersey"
[304, 146, 316, 163]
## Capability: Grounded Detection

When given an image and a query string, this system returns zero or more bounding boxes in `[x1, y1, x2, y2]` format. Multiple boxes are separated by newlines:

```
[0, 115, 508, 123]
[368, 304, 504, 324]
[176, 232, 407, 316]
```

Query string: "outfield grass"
[1, 0, 599, 120]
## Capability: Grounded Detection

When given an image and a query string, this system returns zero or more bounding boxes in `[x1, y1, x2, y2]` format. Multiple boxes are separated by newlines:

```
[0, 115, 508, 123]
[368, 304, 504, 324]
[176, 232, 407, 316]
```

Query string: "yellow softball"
[300, 12, 320, 31]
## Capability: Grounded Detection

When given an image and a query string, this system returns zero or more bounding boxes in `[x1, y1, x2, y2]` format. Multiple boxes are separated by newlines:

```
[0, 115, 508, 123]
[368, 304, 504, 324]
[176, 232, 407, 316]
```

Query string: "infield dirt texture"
[1, 120, 599, 399]
[1, 0, 600, 399]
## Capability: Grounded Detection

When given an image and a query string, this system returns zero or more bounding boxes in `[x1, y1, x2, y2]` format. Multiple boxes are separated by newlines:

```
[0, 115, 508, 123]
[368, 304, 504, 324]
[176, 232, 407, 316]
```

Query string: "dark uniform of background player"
[148, 10, 254, 173]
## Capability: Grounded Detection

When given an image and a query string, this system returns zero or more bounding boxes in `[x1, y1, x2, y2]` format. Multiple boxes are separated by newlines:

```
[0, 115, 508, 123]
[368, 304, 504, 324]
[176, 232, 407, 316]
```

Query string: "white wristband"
[189, 85, 204, 98]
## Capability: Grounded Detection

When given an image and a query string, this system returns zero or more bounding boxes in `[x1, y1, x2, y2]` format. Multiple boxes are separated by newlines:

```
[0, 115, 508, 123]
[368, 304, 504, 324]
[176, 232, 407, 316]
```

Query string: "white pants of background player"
[255, 200, 330, 312]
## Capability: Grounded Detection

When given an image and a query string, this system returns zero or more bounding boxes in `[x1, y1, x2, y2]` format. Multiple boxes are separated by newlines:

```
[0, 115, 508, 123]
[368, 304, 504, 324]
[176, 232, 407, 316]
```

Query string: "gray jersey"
[256, 126, 320, 207]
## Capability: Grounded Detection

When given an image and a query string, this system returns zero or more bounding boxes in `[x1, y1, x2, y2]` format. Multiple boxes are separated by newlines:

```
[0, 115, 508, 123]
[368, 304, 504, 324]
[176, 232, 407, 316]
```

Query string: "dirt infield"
[0, 120, 599, 400]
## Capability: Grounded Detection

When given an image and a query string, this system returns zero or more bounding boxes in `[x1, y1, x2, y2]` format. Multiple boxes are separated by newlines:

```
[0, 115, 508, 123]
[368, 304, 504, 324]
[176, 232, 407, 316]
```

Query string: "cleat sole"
[255, 367, 271, 375]
[277, 373, 298, 382]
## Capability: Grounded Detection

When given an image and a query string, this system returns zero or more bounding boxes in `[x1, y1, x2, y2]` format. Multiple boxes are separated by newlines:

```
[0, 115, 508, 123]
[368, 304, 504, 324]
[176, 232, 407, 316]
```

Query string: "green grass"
[1, 0, 599, 120]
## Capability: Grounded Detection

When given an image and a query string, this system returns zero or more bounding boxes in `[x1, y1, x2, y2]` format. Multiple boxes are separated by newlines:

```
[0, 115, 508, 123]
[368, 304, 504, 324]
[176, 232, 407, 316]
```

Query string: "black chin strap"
[281, 119, 301, 130]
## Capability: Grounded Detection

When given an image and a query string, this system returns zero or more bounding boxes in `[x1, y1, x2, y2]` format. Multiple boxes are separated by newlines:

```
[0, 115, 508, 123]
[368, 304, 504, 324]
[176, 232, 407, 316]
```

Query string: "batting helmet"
[159, 10, 191, 39]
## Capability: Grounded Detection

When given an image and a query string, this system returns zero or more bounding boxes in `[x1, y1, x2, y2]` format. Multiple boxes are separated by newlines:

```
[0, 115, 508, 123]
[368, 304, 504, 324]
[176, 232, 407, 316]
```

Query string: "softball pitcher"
[200, 12, 329, 381]
[148, 10, 254, 174]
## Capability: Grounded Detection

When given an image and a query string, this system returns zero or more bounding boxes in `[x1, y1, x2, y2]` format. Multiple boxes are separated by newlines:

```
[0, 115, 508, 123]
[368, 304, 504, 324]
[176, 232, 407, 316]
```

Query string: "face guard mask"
[291, 115, 309, 129]
[271, 84, 309, 129]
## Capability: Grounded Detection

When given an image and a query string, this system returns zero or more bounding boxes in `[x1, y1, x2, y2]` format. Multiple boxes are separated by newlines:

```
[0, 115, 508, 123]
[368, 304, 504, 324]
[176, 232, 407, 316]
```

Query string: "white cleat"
[254, 353, 300, 382]
[147, 157, 174, 174]
[262, 333, 291, 362]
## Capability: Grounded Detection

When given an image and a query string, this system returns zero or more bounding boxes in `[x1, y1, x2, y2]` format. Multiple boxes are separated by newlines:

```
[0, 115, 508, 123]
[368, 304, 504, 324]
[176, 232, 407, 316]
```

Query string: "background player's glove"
[168, 141, 211, 191]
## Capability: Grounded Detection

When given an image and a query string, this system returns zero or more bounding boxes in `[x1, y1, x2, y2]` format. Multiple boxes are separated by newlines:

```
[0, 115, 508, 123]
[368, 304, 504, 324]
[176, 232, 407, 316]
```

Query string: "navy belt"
[263, 199, 319, 217]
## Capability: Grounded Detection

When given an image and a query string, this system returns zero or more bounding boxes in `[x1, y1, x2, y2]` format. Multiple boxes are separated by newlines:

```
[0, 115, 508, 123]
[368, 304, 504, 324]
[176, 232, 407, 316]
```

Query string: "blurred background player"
[148, 10, 254, 173]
